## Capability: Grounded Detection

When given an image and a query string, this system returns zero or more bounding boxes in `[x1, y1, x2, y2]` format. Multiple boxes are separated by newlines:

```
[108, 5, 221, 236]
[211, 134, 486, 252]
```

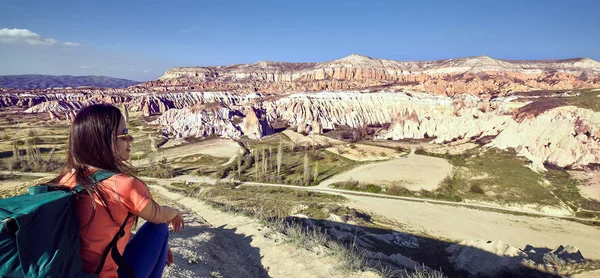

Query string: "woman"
[52, 103, 184, 278]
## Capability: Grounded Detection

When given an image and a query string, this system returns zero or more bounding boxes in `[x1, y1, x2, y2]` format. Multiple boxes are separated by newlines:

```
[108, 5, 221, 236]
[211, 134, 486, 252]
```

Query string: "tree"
[147, 152, 156, 175]
[262, 148, 267, 175]
[25, 140, 42, 171]
[155, 157, 174, 178]
[277, 143, 282, 177]
[12, 141, 20, 163]
[303, 153, 310, 185]
[313, 162, 319, 183]
[237, 154, 242, 179]
[253, 149, 259, 180]
[269, 146, 273, 170]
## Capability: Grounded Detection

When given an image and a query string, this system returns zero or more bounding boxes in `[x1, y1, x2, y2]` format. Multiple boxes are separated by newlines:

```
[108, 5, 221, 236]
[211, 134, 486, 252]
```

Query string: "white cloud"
[80, 65, 94, 69]
[0, 28, 81, 47]
[64, 41, 81, 47]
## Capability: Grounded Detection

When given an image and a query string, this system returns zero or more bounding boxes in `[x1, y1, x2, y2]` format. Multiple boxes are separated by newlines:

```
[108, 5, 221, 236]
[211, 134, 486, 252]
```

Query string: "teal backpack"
[0, 171, 135, 278]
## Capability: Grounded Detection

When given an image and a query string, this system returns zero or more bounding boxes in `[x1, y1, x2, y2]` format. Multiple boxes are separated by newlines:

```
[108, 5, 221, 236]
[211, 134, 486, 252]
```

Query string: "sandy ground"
[341, 194, 600, 260]
[151, 184, 379, 278]
[135, 139, 242, 166]
[318, 151, 452, 191]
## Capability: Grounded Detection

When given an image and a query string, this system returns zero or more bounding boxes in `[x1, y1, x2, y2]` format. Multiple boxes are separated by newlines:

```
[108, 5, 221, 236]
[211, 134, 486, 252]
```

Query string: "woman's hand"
[167, 247, 174, 266]
[170, 211, 185, 232]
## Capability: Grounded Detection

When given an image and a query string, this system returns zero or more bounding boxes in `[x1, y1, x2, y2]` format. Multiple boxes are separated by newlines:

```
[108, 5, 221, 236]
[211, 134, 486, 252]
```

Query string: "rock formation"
[150, 102, 243, 139]
[10, 88, 600, 170]
[446, 240, 586, 276]
[489, 106, 600, 171]
[139, 55, 600, 95]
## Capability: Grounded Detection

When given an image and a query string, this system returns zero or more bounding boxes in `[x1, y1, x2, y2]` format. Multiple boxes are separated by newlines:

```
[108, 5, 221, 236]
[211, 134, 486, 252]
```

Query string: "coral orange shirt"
[59, 170, 151, 278]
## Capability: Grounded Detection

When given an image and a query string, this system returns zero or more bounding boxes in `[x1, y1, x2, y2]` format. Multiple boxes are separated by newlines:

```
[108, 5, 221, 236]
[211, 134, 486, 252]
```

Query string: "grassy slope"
[333, 146, 599, 211]
[416, 147, 600, 214]
[514, 88, 600, 116]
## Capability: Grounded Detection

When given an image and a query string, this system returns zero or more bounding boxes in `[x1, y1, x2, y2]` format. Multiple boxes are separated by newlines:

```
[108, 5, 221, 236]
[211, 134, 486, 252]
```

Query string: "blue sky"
[0, 0, 598, 81]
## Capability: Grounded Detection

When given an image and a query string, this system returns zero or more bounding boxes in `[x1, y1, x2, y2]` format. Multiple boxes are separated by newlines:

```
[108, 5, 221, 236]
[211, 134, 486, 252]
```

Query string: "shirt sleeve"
[114, 175, 152, 214]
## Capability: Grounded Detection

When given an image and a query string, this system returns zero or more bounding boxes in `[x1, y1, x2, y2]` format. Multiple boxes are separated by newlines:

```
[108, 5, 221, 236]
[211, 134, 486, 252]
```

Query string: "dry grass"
[0, 175, 54, 199]
[163, 181, 439, 276]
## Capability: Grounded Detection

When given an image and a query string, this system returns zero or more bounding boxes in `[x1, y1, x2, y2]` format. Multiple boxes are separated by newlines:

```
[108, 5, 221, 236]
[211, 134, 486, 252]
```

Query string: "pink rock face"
[133, 55, 600, 96]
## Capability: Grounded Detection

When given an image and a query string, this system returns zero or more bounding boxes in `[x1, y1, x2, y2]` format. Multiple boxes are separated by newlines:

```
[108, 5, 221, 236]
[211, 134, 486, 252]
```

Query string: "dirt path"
[151, 184, 378, 278]
[155, 192, 271, 278]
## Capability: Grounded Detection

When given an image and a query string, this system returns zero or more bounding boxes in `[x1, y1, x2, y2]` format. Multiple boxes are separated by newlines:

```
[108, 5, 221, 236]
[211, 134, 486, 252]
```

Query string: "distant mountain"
[0, 74, 142, 89]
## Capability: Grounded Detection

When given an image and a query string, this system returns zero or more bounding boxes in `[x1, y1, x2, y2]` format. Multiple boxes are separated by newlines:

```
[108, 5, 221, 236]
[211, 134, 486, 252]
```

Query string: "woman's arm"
[137, 200, 185, 232]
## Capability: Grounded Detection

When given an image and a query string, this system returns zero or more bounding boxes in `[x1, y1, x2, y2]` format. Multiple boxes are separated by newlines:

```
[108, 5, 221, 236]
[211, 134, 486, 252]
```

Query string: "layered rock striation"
[140, 55, 600, 95]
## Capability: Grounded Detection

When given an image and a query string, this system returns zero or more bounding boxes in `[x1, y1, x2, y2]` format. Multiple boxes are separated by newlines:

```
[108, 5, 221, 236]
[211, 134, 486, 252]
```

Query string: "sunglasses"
[116, 128, 134, 142]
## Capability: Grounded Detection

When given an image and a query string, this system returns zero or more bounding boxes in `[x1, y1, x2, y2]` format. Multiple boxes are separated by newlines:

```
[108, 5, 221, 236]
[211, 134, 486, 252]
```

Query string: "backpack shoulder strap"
[72, 170, 116, 193]
[94, 213, 136, 278]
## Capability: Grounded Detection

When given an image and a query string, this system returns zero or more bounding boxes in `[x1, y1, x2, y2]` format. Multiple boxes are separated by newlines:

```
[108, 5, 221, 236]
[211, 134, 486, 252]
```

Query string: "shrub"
[575, 211, 599, 219]
[142, 157, 174, 178]
[362, 184, 382, 193]
[386, 185, 410, 196]
[414, 147, 427, 155]
[308, 151, 325, 161]
[28, 137, 42, 145]
[394, 146, 408, 152]
[469, 184, 485, 194]
[581, 199, 600, 211]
